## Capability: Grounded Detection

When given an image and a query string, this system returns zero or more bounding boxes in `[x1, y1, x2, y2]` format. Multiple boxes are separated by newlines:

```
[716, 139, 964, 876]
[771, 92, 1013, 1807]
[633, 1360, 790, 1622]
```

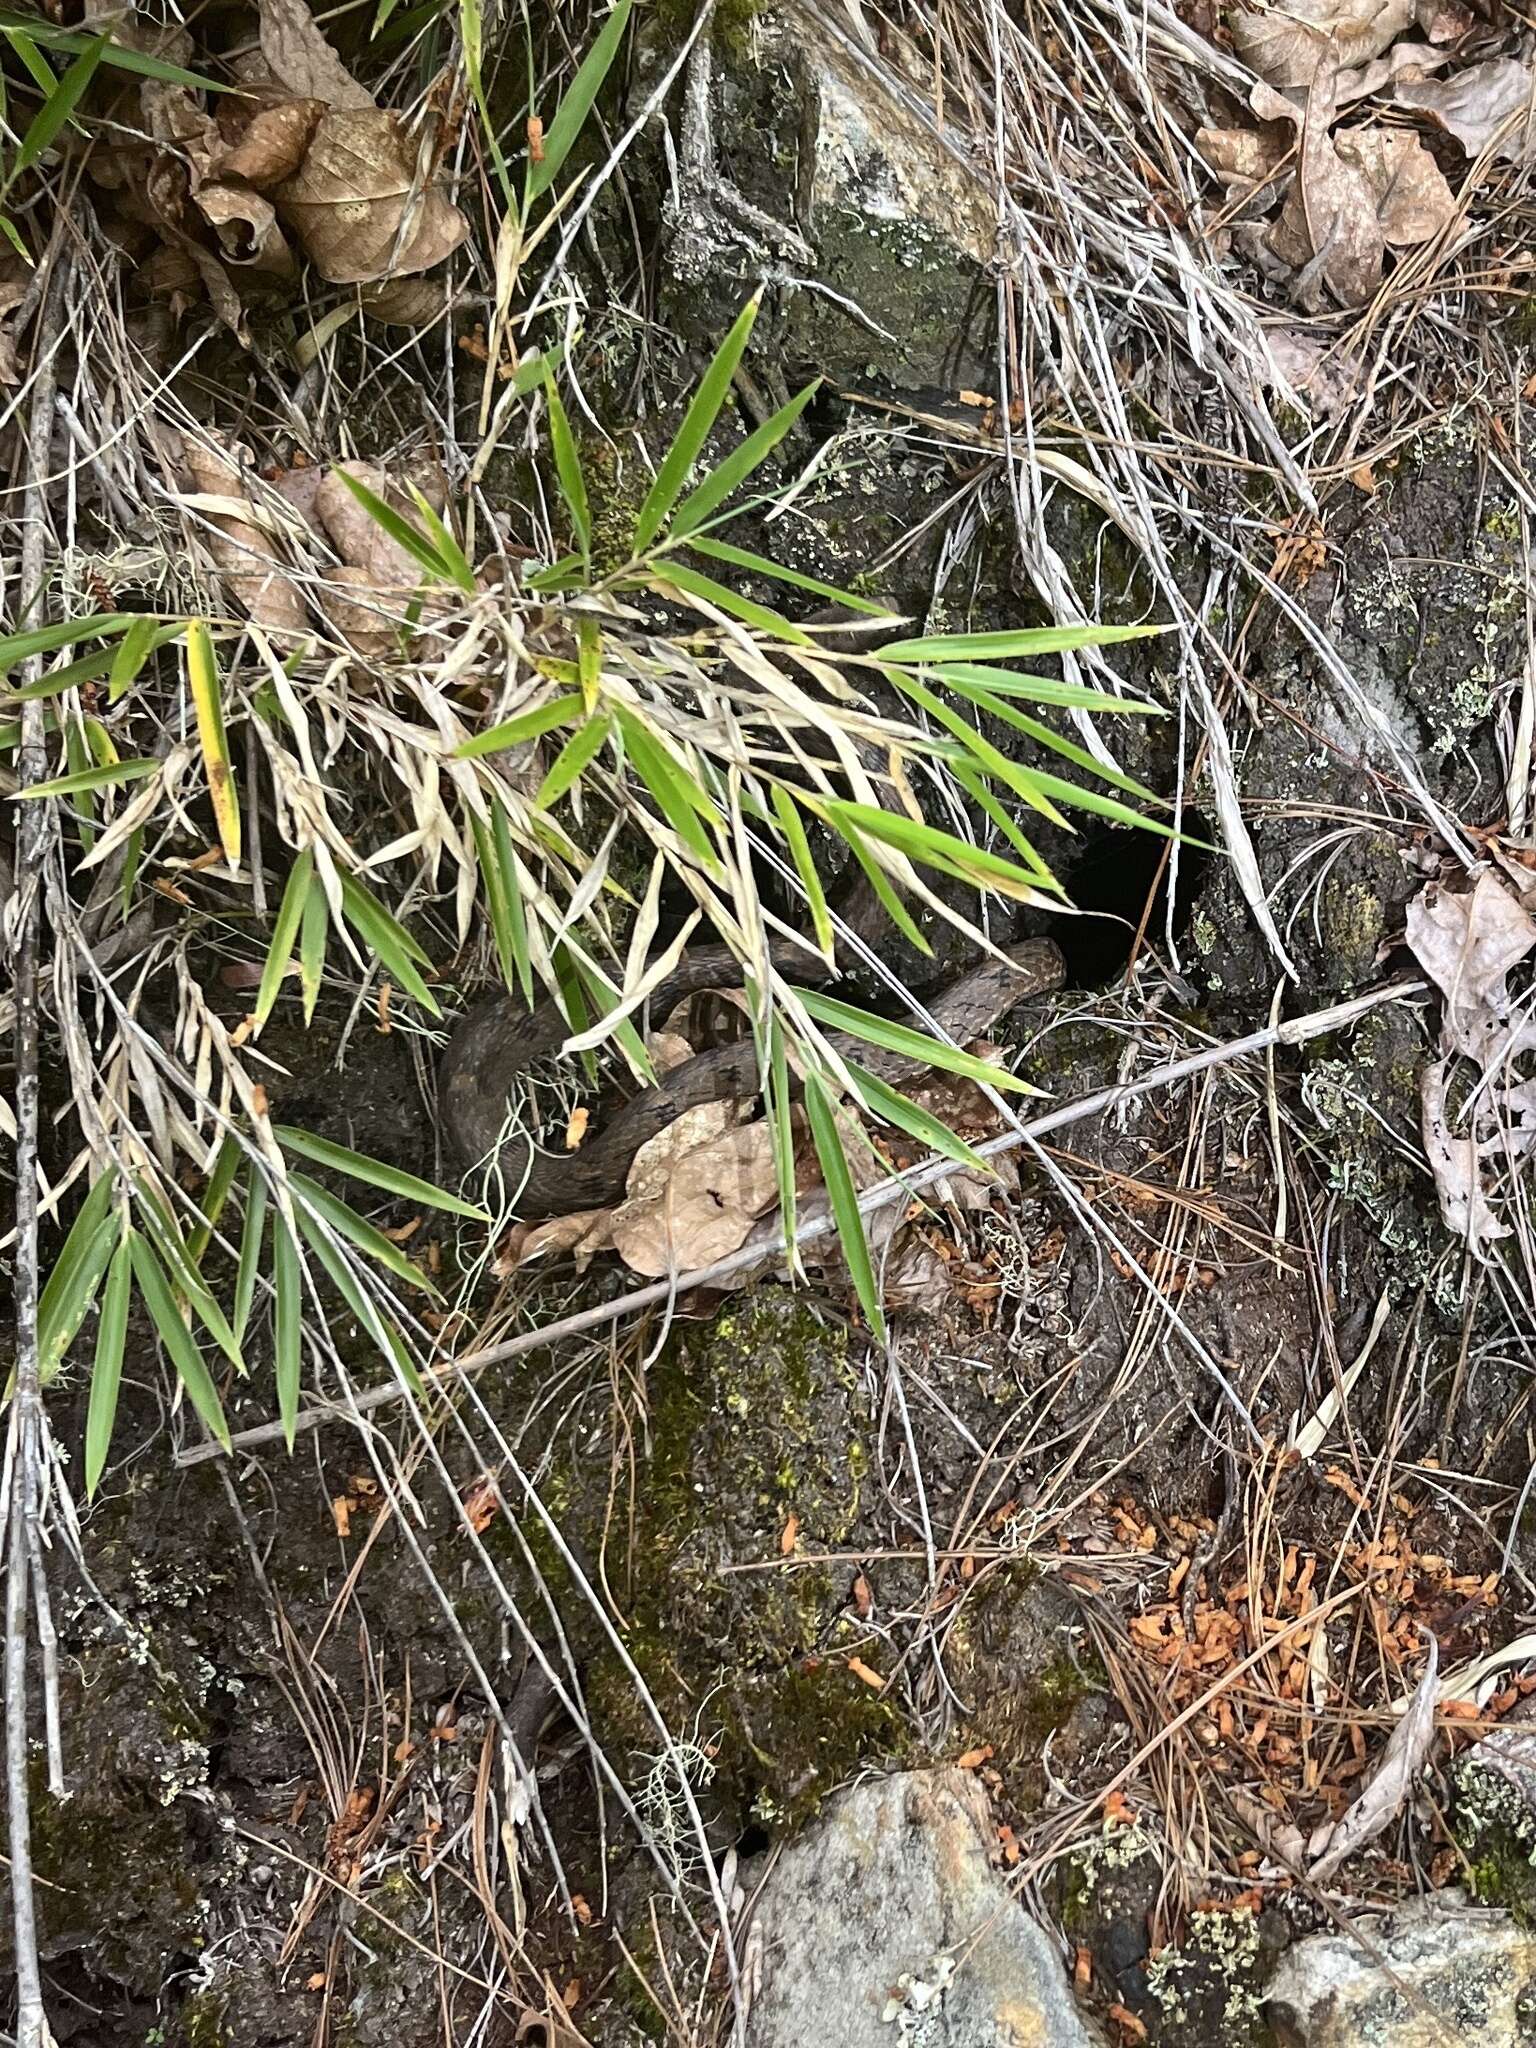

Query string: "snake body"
[439, 937, 1065, 1216]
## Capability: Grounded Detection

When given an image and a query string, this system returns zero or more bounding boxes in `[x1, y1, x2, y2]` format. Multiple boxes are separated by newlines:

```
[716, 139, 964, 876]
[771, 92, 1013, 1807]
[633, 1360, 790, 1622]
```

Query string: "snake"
[438, 924, 1065, 1216]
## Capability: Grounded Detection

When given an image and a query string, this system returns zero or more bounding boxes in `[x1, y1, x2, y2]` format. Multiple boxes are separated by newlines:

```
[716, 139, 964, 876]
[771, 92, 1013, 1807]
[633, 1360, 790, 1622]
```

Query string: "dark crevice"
[1054, 813, 1212, 988]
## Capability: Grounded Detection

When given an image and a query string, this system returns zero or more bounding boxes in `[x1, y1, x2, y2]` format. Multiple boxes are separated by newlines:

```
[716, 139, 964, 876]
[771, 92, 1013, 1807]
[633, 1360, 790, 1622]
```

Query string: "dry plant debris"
[1193, 0, 1536, 304]
[82, 0, 465, 342]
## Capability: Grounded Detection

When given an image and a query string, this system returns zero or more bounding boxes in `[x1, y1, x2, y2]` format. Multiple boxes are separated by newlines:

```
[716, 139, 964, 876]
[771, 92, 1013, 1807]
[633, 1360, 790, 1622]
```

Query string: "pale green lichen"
[1146, 1905, 1264, 2030]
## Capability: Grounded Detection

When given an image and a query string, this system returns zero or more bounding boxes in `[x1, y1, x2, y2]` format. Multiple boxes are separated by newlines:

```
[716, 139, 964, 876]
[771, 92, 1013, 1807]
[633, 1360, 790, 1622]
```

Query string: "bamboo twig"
[176, 977, 1425, 1468]
[5, 247, 71, 2048]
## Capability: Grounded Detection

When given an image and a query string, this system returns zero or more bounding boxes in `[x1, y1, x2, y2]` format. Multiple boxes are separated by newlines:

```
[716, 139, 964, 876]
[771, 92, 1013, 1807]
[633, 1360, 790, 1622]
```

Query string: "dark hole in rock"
[1054, 812, 1212, 988]
[735, 1819, 771, 1858]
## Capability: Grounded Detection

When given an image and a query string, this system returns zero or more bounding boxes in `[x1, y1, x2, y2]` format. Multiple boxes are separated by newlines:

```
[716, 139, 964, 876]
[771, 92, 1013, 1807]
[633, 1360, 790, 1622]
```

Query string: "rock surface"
[744, 1768, 1103, 2047]
[1265, 1893, 1536, 2046]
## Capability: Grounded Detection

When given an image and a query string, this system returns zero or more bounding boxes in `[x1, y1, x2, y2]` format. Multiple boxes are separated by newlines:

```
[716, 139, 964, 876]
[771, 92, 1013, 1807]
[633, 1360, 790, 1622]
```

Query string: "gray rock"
[744, 1767, 1104, 2047]
[1265, 1892, 1536, 2046]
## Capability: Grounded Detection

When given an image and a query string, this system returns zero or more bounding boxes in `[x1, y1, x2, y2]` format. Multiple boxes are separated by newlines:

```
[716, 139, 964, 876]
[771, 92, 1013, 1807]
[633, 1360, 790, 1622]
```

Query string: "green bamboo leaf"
[668, 380, 819, 539]
[543, 373, 591, 569]
[132, 1185, 242, 1368]
[847, 1065, 992, 1173]
[796, 988, 1027, 1088]
[18, 757, 158, 799]
[108, 616, 172, 702]
[10, 644, 124, 702]
[455, 691, 581, 759]
[127, 1233, 231, 1452]
[613, 707, 720, 871]
[633, 293, 762, 554]
[292, 1205, 421, 1395]
[232, 1173, 268, 1346]
[299, 870, 328, 1022]
[0, 14, 227, 88]
[686, 535, 890, 616]
[827, 818, 932, 957]
[771, 786, 833, 957]
[338, 874, 441, 1015]
[291, 1173, 439, 1293]
[879, 623, 1163, 662]
[892, 665, 1158, 806]
[0, 213, 30, 264]
[946, 759, 1063, 889]
[535, 709, 610, 808]
[84, 1232, 132, 1497]
[0, 614, 135, 675]
[278, 1126, 489, 1221]
[7, 33, 106, 186]
[406, 486, 477, 595]
[186, 1135, 243, 1266]
[254, 849, 314, 1030]
[329, 467, 447, 584]
[273, 1216, 302, 1450]
[924, 660, 1160, 713]
[38, 1165, 119, 1383]
[824, 799, 1054, 900]
[526, 0, 633, 202]
[510, 343, 565, 395]
[805, 1075, 885, 1345]
[648, 559, 812, 643]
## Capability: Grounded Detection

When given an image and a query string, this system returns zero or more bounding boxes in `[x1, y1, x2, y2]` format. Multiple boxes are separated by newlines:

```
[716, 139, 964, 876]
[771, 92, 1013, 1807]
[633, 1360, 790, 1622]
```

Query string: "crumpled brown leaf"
[1395, 56, 1536, 162]
[313, 461, 428, 584]
[608, 1101, 780, 1277]
[257, 0, 375, 111]
[274, 109, 468, 285]
[197, 183, 295, 274]
[1307, 1635, 1438, 1883]
[180, 440, 309, 632]
[1266, 90, 1454, 307]
[1263, 327, 1366, 415]
[1405, 871, 1536, 1069]
[213, 99, 326, 188]
[1420, 1059, 1510, 1259]
[1231, 0, 1417, 91]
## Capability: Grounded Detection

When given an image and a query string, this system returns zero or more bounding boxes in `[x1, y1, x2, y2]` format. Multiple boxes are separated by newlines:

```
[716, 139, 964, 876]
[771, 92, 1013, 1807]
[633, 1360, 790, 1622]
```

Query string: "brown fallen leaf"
[780, 1511, 800, 1556]
[846, 1656, 885, 1691]
[1406, 871, 1536, 1069]
[196, 182, 295, 275]
[956, 1744, 994, 1769]
[275, 109, 468, 285]
[331, 1495, 352, 1537]
[607, 1100, 779, 1278]
[1420, 1060, 1509, 1261]
[851, 1572, 873, 1618]
[180, 438, 310, 632]
[1230, 0, 1416, 90]
[214, 99, 326, 189]
[1395, 56, 1536, 163]
[257, 0, 375, 111]
[314, 461, 433, 584]
[1343, 126, 1458, 247]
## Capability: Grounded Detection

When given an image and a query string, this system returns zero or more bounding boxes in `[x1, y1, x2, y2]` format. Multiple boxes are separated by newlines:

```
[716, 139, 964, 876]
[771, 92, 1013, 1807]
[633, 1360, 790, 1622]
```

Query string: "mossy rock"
[580, 1287, 900, 1830]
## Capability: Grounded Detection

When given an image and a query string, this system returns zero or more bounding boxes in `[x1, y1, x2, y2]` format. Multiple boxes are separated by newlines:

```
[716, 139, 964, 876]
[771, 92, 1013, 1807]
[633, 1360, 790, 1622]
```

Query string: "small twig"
[177, 977, 1426, 1468]
[5, 245, 72, 2048]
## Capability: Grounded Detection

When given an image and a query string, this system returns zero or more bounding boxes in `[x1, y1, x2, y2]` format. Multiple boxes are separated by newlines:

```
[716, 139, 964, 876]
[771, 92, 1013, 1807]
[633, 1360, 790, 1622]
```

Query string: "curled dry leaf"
[274, 110, 469, 285]
[1267, 99, 1454, 306]
[1307, 1634, 1438, 1882]
[181, 440, 309, 632]
[1262, 327, 1365, 415]
[1395, 56, 1536, 162]
[1196, 124, 1293, 208]
[1405, 871, 1536, 1069]
[213, 100, 326, 189]
[314, 461, 429, 583]
[608, 1100, 780, 1277]
[1420, 1059, 1509, 1259]
[1231, 0, 1417, 90]
[197, 183, 295, 274]
[257, 0, 375, 111]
